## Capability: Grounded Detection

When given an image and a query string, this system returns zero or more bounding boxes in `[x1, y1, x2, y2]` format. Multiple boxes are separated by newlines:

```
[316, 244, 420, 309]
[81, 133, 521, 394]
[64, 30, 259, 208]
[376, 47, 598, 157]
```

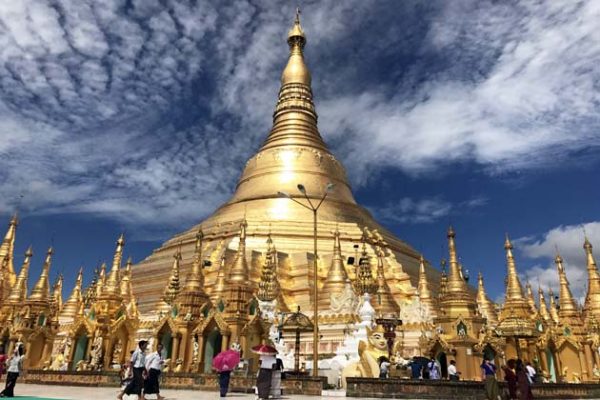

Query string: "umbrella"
[251, 344, 278, 356]
[212, 349, 241, 372]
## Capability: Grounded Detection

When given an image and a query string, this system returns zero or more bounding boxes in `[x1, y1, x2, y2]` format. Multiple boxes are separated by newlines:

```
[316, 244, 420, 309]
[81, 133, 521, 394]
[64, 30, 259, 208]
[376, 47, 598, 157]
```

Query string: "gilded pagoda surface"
[0, 12, 599, 387]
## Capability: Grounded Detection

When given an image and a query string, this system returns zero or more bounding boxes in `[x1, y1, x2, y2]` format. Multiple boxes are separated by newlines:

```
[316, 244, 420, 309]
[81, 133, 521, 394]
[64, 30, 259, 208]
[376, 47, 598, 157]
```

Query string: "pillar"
[538, 348, 549, 376]
[196, 334, 205, 372]
[171, 334, 181, 364]
[578, 348, 588, 381]
[584, 343, 595, 377]
[179, 329, 189, 369]
[41, 338, 53, 367]
[221, 334, 230, 352]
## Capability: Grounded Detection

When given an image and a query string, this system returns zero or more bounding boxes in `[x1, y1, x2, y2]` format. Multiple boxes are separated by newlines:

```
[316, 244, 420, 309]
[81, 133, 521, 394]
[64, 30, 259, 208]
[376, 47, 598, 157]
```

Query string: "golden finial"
[503, 233, 525, 301]
[257, 234, 280, 302]
[582, 236, 600, 325]
[538, 286, 551, 322]
[182, 228, 207, 294]
[6, 246, 33, 304]
[29, 246, 53, 302]
[162, 249, 182, 305]
[477, 272, 498, 326]
[281, 7, 310, 86]
[228, 220, 250, 284]
[62, 267, 84, 320]
[554, 251, 578, 318]
[288, 7, 305, 43]
[0, 214, 19, 288]
[104, 234, 125, 296]
[417, 255, 438, 318]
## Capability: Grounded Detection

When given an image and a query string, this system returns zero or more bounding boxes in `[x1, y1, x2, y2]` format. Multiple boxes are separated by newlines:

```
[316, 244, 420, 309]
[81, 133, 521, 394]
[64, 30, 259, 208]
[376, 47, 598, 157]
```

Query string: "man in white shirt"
[144, 344, 165, 400]
[118, 340, 148, 400]
[0, 345, 24, 398]
[448, 360, 460, 381]
[525, 361, 537, 384]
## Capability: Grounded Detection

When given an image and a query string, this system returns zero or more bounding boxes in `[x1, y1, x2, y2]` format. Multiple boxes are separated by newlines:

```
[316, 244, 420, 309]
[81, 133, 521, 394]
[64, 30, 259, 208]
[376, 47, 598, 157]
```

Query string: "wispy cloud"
[516, 221, 600, 302]
[370, 196, 486, 224]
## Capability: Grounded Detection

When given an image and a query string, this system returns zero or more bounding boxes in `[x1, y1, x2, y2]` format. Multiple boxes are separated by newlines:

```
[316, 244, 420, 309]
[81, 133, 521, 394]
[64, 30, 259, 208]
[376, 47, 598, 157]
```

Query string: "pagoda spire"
[0, 214, 18, 290]
[504, 235, 526, 301]
[438, 259, 448, 305]
[182, 229, 206, 293]
[52, 274, 63, 311]
[61, 268, 83, 320]
[374, 245, 399, 315]
[120, 257, 139, 317]
[525, 282, 538, 315]
[228, 220, 250, 284]
[538, 286, 551, 322]
[104, 234, 124, 296]
[477, 272, 498, 326]
[321, 227, 349, 296]
[6, 246, 33, 304]
[29, 247, 53, 302]
[583, 237, 600, 324]
[548, 288, 559, 324]
[554, 252, 579, 319]
[497, 236, 536, 338]
[211, 254, 228, 303]
[355, 230, 377, 295]
[96, 262, 106, 298]
[445, 227, 469, 295]
[178, 230, 209, 318]
[439, 227, 477, 316]
[257, 234, 280, 302]
[417, 255, 438, 318]
[162, 249, 182, 306]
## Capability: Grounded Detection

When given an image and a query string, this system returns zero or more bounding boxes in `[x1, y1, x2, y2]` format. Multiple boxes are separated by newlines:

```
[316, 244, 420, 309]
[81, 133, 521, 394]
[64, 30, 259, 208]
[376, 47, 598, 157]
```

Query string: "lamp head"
[297, 184, 306, 193]
[326, 182, 335, 192]
[277, 191, 291, 198]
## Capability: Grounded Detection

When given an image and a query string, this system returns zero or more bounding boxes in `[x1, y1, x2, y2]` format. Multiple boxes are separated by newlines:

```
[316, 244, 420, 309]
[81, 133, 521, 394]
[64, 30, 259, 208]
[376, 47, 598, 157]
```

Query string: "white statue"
[192, 336, 199, 364]
[331, 282, 359, 314]
[90, 336, 103, 370]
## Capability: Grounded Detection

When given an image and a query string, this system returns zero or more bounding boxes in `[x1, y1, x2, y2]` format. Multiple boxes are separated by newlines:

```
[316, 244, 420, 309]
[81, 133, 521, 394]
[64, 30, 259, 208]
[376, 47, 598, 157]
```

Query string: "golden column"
[279, 182, 334, 377]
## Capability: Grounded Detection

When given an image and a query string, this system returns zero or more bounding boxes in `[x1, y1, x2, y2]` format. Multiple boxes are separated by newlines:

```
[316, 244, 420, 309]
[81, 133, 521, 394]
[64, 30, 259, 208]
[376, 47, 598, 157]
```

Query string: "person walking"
[378, 356, 391, 379]
[256, 354, 276, 400]
[117, 340, 148, 400]
[525, 361, 537, 384]
[428, 357, 441, 380]
[516, 359, 533, 400]
[144, 343, 165, 400]
[270, 358, 284, 398]
[448, 360, 460, 381]
[410, 357, 422, 379]
[502, 359, 518, 400]
[0, 345, 24, 398]
[481, 358, 500, 400]
[0, 346, 7, 384]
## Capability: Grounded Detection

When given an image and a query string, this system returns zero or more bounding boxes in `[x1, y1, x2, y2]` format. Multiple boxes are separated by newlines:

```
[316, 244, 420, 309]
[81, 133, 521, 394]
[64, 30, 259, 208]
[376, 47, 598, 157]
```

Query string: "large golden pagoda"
[1, 11, 600, 386]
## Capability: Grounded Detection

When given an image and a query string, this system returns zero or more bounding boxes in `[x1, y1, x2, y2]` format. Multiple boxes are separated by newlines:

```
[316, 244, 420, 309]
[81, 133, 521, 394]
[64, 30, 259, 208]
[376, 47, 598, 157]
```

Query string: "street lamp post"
[278, 183, 334, 377]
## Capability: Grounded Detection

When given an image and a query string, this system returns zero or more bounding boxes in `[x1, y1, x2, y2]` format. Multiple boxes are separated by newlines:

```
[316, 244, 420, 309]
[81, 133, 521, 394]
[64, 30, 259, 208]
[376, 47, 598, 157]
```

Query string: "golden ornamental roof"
[61, 268, 83, 320]
[418, 255, 438, 318]
[477, 272, 498, 326]
[583, 237, 600, 324]
[29, 247, 53, 302]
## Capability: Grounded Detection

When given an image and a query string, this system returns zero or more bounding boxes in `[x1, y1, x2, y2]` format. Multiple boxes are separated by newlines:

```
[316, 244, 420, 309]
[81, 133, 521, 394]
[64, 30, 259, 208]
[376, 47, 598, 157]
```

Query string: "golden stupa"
[130, 11, 427, 315]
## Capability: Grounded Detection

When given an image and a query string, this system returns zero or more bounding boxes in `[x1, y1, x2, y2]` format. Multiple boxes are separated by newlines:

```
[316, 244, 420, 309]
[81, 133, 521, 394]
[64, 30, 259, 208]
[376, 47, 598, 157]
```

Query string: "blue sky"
[0, 0, 598, 303]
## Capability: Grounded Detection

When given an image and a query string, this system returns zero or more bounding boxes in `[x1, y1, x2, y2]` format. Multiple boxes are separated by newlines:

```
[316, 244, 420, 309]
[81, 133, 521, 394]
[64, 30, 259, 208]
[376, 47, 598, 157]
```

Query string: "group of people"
[0, 345, 25, 398]
[407, 356, 459, 381]
[217, 353, 284, 399]
[481, 357, 535, 400]
[117, 340, 165, 400]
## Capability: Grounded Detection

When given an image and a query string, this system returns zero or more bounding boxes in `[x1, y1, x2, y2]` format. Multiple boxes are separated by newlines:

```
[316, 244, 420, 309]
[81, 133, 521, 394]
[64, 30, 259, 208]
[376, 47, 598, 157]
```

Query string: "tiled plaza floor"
[9, 384, 353, 400]
[9, 384, 598, 400]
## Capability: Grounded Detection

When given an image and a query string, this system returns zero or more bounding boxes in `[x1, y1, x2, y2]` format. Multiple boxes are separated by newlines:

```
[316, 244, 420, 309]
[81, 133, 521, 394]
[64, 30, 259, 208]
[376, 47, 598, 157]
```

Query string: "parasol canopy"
[212, 349, 241, 372]
[251, 344, 278, 356]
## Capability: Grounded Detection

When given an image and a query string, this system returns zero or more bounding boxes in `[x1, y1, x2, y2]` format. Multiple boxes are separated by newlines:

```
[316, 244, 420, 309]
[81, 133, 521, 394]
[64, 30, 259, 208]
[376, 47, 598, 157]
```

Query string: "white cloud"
[371, 196, 486, 224]
[516, 221, 600, 303]
[318, 1, 600, 182]
[0, 0, 597, 236]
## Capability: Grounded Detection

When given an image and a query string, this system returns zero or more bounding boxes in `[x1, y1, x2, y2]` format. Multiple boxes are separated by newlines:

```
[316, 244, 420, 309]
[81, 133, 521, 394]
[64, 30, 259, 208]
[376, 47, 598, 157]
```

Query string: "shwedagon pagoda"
[1, 12, 599, 387]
